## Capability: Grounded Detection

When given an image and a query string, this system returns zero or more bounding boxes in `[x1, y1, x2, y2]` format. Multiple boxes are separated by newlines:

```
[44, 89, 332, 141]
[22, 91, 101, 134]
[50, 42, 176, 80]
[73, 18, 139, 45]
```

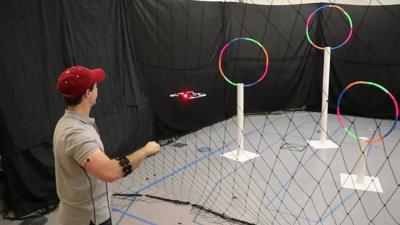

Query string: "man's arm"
[80, 141, 160, 182]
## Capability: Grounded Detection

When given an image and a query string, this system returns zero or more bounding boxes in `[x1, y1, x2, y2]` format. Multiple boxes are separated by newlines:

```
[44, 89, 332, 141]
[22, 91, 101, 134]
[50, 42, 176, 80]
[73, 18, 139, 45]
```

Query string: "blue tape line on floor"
[265, 206, 319, 223]
[117, 116, 286, 224]
[263, 129, 378, 224]
[113, 207, 158, 225]
[192, 118, 312, 224]
[116, 118, 268, 225]
[317, 132, 377, 224]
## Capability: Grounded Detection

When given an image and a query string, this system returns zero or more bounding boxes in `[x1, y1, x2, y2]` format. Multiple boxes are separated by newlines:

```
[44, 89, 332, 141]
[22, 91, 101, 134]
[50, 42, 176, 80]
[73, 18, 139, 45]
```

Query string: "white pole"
[320, 47, 331, 144]
[237, 83, 244, 156]
[222, 82, 259, 162]
[356, 137, 368, 184]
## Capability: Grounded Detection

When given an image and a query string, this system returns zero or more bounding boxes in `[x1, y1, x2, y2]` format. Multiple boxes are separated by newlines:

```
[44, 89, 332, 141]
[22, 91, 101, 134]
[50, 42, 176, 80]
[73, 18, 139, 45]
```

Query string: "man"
[53, 66, 160, 225]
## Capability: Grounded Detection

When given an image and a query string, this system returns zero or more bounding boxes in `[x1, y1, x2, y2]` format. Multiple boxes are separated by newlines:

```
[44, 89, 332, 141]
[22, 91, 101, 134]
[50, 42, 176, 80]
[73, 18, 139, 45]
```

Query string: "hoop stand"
[340, 137, 383, 193]
[308, 47, 339, 149]
[222, 83, 260, 162]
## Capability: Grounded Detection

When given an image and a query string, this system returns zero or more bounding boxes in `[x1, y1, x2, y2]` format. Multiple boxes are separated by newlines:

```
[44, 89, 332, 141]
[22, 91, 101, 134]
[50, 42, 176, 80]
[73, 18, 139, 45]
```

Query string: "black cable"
[82, 170, 112, 225]
[83, 170, 96, 225]
[105, 182, 112, 222]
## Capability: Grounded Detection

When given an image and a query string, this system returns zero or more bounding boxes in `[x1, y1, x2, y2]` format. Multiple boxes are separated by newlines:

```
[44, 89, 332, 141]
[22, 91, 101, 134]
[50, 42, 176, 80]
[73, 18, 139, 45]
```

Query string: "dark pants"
[89, 217, 112, 225]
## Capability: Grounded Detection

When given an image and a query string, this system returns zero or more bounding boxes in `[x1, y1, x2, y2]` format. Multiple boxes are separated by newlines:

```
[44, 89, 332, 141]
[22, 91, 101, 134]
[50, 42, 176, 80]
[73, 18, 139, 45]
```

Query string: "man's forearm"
[102, 149, 148, 182]
[127, 147, 149, 169]
[101, 142, 158, 182]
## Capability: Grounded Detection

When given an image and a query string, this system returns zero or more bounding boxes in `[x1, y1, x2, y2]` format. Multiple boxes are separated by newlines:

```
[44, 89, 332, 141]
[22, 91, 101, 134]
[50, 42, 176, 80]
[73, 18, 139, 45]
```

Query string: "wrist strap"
[116, 156, 132, 177]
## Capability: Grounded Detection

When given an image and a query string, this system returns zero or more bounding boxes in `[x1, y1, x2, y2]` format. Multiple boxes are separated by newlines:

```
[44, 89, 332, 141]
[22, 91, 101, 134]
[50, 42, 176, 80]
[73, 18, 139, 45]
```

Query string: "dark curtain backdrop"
[0, 0, 154, 217]
[0, 0, 399, 217]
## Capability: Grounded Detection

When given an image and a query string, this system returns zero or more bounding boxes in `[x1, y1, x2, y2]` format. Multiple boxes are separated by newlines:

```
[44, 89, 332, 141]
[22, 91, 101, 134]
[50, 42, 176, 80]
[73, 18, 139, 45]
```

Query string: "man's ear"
[84, 88, 91, 98]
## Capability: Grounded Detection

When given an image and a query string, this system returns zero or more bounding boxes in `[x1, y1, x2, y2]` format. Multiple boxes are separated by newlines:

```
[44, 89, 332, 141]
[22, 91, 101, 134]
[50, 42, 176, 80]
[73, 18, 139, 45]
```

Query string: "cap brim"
[91, 68, 105, 83]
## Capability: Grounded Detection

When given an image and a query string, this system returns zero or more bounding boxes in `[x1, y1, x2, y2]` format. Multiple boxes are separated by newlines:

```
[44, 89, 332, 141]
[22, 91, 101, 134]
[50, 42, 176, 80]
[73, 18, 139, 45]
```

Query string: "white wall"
[194, 0, 400, 6]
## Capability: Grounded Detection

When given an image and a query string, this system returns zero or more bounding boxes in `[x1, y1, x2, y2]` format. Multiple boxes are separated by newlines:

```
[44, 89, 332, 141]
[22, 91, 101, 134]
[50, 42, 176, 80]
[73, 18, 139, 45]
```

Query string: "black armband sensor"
[116, 156, 132, 177]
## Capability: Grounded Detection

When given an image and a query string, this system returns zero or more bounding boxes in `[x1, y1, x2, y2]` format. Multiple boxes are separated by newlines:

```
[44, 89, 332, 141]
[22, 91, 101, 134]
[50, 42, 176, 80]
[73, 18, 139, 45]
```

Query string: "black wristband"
[116, 156, 132, 177]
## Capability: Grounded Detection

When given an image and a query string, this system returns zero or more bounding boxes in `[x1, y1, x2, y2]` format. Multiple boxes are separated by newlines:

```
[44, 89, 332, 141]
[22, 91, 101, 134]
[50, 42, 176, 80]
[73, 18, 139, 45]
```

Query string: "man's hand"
[144, 141, 160, 157]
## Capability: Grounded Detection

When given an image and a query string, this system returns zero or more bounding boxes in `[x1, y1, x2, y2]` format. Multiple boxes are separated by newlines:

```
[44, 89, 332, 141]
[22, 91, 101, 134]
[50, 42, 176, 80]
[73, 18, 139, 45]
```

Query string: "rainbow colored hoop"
[336, 81, 399, 143]
[306, 4, 353, 50]
[218, 37, 269, 87]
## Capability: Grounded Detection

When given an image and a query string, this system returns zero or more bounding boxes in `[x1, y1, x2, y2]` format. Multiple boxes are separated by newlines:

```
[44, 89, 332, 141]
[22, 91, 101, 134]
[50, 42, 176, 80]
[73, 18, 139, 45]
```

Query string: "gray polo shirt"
[53, 110, 110, 225]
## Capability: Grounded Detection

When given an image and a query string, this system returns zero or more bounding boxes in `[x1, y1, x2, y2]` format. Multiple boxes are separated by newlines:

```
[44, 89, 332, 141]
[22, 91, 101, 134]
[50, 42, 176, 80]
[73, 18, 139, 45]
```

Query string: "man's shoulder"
[55, 116, 89, 134]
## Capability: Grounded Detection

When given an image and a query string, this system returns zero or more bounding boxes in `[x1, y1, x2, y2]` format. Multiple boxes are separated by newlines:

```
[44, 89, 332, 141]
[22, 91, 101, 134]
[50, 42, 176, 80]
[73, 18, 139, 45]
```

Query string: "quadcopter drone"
[169, 91, 206, 100]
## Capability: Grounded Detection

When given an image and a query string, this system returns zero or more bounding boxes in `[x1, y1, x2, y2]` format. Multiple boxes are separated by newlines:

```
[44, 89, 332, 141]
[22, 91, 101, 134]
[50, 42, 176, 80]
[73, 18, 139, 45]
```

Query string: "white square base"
[340, 173, 383, 193]
[222, 150, 260, 162]
[307, 140, 338, 149]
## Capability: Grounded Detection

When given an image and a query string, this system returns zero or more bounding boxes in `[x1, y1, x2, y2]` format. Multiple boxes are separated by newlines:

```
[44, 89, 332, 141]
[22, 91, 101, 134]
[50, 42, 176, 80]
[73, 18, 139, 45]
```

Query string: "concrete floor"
[1, 112, 399, 225]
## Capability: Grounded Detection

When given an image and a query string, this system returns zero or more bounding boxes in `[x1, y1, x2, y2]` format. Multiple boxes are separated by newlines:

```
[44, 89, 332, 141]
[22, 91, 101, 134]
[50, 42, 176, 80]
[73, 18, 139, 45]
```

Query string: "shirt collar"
[64, 110, 95, 125]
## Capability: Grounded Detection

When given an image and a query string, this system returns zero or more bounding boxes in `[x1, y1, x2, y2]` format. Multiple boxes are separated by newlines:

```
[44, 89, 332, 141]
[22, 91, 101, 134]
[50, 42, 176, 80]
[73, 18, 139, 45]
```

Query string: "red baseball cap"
[56, 66, 105, 97]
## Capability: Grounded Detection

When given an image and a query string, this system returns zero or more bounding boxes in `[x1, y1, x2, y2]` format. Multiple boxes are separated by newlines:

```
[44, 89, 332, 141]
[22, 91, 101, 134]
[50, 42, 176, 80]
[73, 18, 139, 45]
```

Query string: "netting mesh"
[111, 0, 400, 224]
[112, 109, 400, 224]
